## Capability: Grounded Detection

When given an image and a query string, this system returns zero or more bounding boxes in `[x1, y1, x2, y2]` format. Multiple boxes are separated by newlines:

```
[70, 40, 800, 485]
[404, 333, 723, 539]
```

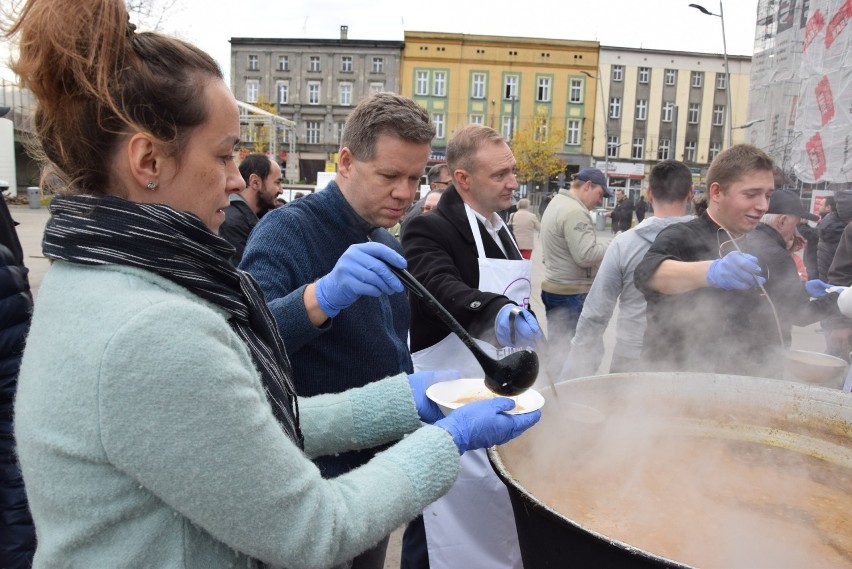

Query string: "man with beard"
[219, 153, 283, 264]
[635, 145, 837, 378]
[240, 93, 436, 569]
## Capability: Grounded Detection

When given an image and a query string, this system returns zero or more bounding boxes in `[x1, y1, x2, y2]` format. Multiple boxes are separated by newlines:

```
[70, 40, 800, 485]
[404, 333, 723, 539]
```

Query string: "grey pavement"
[8, 202, 825, 569]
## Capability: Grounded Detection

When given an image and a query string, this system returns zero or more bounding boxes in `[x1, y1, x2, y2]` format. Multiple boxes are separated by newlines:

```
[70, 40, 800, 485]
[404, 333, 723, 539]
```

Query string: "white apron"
[412, 205, 532, 569]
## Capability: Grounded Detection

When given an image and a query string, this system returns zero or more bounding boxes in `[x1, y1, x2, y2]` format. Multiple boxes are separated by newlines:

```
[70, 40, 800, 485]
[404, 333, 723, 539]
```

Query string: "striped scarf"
[43, 194, 303, 448]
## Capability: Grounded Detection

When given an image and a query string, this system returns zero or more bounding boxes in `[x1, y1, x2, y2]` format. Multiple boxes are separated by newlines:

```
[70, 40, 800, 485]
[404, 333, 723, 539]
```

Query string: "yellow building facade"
[401, 31, 600, 171]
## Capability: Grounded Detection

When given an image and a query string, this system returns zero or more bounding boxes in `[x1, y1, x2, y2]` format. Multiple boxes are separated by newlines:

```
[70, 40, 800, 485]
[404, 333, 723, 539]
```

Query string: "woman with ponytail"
[6, 1, 539, 567]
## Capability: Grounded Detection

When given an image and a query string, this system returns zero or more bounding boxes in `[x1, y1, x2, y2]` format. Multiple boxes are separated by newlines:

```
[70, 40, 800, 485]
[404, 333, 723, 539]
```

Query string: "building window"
[607, 136, 620, 158]
[306, 121, 321, 145]
[246, 80, 259, 103]
[712, 105, 725, 126]
[537, 77, 551, 102]
[415, 71, 429, 96]
[502, 116, 515, 139]
[632, 138, 645, 160]
[277, 81, 289, 104]
[535, 118, 549, 141]
[688, 103, 700, 124]
[371, 57, 384, 73]
[716, 73, 727, 90]
[636, 99, 648, 121]
[569, 78, 583, 103]
[504, 75, 518, 99]
[566, 119, 581, 145]
[685, 140, 697, 162]
[309, 56, 321, 72]
[638, 67, 650, 84]
[665, 69, 677, 85]
[609, 97, 621, 119]
[709, 141, 722, 162]
[662, 101, 674, 122]
[612, 65, 624, 82]
[370, 82, 384, 93]
[308, 81, 321, 105]
[472, 73, 486, 99]
[341, 56, 353, 72]
[432, 113, 445, 139]
[339, 83, 352, 106]
[433, 72, 446, 97]
[691, 71, 703, 88]
[658, 139, 671, 160]
[278, 55, 289, 71]
[470, 114, 484, 125]
[248, 54, 258, 71]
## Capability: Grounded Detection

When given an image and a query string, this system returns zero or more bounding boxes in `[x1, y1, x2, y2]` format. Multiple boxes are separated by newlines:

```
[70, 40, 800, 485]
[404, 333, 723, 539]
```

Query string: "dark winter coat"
[0, 199, 35, 569]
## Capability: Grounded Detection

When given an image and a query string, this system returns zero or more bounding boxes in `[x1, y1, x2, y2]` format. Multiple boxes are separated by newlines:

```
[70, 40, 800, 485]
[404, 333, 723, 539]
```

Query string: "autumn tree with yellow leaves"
[511, 114, 566, 195]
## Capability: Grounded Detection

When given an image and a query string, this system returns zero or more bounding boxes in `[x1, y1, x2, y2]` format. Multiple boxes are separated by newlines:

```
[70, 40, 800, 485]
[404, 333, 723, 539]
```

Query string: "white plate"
[426, 377, 545, 416]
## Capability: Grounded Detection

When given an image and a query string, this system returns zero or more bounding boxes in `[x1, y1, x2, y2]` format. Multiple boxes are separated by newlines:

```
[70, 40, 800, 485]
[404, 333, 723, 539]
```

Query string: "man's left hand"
[495, 305, 542, 348]
[805, 279, 834, 298]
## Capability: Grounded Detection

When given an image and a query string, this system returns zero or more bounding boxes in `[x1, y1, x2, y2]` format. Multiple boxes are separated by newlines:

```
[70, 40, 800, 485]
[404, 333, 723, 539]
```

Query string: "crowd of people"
[2, 1, 850, 568]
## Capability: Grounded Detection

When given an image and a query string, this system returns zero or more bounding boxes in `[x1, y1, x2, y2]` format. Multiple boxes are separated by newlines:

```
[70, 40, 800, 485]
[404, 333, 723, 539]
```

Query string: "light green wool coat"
[15, 262, 460, 569]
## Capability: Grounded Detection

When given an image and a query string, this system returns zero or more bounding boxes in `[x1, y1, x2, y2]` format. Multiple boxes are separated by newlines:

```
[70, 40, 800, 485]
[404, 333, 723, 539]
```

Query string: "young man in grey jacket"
[561, 160, 694, 378]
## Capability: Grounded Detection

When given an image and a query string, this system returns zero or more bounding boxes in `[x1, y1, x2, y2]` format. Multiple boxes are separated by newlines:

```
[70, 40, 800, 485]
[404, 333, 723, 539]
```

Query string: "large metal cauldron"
[489, 373, 852, 568]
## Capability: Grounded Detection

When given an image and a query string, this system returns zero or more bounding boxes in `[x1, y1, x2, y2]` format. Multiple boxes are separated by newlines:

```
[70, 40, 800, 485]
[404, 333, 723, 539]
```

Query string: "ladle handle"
[388, 265, 495, 367]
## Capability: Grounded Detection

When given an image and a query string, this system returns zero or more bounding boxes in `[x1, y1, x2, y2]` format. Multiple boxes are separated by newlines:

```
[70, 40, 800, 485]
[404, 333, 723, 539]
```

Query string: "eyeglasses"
[421, 205, 434, 212]
[432, 180, 450, 188]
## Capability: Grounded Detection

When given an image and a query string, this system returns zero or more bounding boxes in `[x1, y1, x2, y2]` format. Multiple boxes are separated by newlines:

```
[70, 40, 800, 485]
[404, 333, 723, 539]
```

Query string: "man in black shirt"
[635, 145, 837, 378]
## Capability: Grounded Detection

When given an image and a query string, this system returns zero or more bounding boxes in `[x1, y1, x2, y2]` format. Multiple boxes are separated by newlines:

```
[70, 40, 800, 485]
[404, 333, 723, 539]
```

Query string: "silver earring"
[146, 181, 157, 191]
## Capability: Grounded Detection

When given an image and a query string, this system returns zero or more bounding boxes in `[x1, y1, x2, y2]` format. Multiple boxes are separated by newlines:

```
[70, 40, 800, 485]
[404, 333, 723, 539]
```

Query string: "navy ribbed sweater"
[241, 182, 412, 476]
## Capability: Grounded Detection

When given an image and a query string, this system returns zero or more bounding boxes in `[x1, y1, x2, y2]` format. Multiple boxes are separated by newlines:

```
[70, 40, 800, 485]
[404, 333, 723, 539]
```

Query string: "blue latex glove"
[706, 251, 766, 290]
[805, 279, 833, 298]
[435, 398, 541, 454]
[315, 243, 406, 318]
[495, 305, 543, 347]
[408, 369, 462, 424]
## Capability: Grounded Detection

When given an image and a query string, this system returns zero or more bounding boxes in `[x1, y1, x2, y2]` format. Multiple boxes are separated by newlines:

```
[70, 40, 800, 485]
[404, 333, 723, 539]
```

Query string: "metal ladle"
[388, 265, 539, 396]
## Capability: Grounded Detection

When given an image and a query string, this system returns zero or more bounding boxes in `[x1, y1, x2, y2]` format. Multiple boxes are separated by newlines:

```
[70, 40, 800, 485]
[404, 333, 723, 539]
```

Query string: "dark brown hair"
[706, 144, 774, 194]
[340, 92, 434, 161]
[7, 0, 222, 195]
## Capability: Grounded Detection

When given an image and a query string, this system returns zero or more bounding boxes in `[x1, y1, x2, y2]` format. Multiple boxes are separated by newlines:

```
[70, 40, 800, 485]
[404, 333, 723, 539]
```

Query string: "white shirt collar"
[467, 205, 508, 256]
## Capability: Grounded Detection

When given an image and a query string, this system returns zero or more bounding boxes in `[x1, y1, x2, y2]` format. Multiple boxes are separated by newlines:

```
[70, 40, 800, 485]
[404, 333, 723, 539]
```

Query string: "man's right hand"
[706, 251, 765, 290]
[314, 243, 406, 318]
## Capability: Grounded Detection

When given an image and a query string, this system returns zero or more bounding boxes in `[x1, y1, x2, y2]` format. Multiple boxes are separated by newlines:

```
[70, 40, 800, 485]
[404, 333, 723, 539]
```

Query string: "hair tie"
[126, 18, 137, 39]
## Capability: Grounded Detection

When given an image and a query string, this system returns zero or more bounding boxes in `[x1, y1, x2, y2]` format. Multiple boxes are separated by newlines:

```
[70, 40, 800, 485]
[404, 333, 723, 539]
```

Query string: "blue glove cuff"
[314, 277, 340, 318]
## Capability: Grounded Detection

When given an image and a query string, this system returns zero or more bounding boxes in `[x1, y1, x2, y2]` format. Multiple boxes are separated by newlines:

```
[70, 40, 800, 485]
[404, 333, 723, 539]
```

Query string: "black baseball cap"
[575, 167, 613, 197]
[768, 189, 819, 221]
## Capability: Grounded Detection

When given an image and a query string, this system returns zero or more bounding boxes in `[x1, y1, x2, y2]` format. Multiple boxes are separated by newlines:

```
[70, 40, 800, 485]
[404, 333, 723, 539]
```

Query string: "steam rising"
[503, 373, 852, 568]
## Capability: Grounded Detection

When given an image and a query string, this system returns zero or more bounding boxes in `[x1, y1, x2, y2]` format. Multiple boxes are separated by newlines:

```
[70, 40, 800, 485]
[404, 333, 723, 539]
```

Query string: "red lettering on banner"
[815, 76, 836, 126]
[825, 0, 852, 49]
[804, 9, 826, 51]
[806, 132, 827, 180]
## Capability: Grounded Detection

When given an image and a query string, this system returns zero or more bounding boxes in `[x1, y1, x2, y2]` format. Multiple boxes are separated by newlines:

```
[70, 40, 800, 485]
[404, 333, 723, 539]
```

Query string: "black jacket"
[0, 199, 35, 569]
[402, 185, 520, 352]
[219, 196, 258, 265]
[635, 213, 836, 378]
[816, 211, 846, 281]
[611, 197, 635, 232]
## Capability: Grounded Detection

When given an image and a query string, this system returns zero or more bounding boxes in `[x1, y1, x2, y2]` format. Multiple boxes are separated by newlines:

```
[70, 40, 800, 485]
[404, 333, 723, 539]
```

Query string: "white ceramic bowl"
[426, 377, 545, 416]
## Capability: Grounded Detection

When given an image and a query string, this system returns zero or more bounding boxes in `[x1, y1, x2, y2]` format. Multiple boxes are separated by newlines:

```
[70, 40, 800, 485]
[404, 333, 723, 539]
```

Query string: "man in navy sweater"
[240, 93, 435, 569]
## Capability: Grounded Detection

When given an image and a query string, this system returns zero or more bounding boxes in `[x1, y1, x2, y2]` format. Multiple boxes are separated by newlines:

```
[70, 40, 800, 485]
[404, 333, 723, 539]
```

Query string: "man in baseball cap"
[767, 189, 819, 222]
[539, 167, 610, 355]
[574, 167, 613, 198]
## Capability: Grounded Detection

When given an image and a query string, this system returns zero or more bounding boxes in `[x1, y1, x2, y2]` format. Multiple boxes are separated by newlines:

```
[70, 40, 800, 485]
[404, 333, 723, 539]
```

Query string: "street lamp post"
[689, 2, 733, 149]
[581, 69, 610, 184]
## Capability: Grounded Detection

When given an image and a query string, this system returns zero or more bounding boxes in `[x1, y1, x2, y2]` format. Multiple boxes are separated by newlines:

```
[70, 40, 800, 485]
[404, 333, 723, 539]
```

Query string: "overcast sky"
[1, 0, 760, 82]
[176, 0, 760, 80]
